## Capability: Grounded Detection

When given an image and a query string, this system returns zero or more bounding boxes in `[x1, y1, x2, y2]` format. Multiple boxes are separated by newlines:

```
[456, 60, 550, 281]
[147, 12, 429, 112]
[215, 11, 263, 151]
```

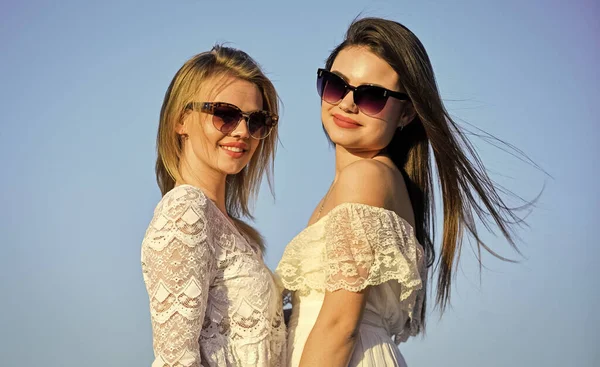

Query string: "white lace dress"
[141, 185, 286, 367]
[275, 203, 426, 367]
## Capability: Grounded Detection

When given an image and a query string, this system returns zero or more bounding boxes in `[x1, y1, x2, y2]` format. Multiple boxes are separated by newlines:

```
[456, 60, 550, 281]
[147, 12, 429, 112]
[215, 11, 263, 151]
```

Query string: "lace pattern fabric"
[142, 185, 285, 367]
[276, 202, 426, 343]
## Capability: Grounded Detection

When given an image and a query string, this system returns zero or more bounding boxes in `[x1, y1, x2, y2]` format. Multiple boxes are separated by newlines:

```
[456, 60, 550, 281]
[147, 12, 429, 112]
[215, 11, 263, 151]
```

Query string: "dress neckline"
[176, 184, 260, 255]
[298, 202, 417, 240]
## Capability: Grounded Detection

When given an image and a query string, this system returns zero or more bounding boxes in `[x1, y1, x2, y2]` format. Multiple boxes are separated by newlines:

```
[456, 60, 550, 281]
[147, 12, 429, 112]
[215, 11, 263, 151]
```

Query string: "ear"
[398, 102, 417, 129]
[175, 112, 190, 136]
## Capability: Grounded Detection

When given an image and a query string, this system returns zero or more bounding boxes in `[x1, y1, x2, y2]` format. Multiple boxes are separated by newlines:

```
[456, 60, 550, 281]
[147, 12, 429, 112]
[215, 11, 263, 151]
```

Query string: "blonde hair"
[155, 45, 279, 251]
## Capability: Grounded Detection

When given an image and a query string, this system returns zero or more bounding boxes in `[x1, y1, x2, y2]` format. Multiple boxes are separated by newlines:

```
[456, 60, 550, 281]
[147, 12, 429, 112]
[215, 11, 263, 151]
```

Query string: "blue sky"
[0, 0, 598, 366]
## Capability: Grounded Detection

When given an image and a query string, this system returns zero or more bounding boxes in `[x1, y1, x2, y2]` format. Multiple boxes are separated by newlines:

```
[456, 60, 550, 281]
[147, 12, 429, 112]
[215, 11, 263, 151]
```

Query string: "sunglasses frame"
[185, 102, 278, 140]
[317, 68, 410, 115]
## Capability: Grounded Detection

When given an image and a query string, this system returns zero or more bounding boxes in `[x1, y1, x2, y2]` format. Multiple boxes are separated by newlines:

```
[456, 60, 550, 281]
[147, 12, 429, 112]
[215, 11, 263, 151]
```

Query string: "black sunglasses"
[317, 68, 410, 116]
[185, 102, 278, 140]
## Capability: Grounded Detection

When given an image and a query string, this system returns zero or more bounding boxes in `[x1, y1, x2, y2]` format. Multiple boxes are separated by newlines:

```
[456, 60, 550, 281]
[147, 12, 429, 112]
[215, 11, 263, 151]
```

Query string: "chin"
[220, 163, 249, 176]
[330, 135, 386, 153]
[327, 131, 360, 147]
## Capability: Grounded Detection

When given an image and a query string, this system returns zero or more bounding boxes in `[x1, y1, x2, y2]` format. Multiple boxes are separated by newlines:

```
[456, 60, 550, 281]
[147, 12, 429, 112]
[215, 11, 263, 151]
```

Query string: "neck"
[177, 157, 228, 215]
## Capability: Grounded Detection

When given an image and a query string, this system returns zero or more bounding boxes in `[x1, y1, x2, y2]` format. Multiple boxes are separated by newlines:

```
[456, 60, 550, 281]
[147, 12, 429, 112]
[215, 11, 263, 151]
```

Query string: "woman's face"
[321, 46, 414, 154]
[177, 76, 263, 178]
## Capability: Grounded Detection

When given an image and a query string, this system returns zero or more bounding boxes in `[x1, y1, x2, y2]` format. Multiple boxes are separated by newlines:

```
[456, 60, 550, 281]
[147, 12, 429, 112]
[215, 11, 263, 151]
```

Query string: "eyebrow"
[330, 69, 400, 91]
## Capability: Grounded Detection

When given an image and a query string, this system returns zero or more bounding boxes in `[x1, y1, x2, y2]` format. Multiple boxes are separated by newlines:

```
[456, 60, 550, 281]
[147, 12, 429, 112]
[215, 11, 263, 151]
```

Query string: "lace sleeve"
[141, 186, 214, 367]
[323, 203, 424, 301]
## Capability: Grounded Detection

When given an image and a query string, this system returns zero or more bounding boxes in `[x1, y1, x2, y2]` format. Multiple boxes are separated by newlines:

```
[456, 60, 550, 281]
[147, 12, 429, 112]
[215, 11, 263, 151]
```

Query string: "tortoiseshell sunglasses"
[185, 102, 278, 140]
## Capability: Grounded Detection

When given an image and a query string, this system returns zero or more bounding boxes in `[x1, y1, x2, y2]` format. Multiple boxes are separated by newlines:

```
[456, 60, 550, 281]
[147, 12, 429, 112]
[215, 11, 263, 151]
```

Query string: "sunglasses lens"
[355, 86, 388, 115]
[212, 105, 242, 133]
[318, 72, 346, 104]
[247, 112, 272, 139]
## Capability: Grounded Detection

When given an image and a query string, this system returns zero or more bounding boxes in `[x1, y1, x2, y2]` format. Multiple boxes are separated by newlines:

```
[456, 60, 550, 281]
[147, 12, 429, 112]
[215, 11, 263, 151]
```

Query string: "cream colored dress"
[276, 203, 426, 367]
[141, 185, 286, 367]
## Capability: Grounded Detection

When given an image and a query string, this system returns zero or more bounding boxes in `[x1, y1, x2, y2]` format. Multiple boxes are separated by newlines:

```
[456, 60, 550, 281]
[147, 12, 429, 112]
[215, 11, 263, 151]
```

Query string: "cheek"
[188, 120, 222, 160]
[321, 103, 337, 132]
[321, 101, 334, 118]
[360, 117, 397, 148]
[197, 118, 223, 147]
[379, 101, 403, 125]
[370, 104, 402, 137]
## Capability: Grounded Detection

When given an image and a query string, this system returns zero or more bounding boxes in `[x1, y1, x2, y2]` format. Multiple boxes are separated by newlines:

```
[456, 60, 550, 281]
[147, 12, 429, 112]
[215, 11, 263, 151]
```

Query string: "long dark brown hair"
[325, 17, 535, 324]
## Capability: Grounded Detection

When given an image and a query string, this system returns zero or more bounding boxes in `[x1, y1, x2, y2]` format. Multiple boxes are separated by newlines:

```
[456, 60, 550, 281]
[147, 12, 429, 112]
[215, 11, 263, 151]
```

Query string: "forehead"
[198, 75, 263, 111]
[330, 46, 400, 90]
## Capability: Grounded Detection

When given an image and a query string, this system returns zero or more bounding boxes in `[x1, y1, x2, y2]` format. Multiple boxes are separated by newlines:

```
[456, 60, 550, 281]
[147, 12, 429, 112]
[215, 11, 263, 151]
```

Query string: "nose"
[230, 116, 251, 139]
[338, 89, 358, 113]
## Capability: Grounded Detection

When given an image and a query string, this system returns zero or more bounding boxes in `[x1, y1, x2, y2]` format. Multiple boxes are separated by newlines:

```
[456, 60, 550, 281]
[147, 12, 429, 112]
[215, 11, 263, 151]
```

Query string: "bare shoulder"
[330, 159, 400, 208]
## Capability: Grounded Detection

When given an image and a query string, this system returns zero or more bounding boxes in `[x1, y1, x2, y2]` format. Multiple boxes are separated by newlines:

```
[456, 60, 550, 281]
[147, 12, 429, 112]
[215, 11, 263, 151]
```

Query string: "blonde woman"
[141, 46, 285, 367]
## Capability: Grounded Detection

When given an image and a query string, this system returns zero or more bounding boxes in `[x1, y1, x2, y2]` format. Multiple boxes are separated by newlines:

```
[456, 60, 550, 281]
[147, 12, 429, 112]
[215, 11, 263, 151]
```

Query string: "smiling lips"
[333, 114, 361, 129]
[220, 142, 248, 158]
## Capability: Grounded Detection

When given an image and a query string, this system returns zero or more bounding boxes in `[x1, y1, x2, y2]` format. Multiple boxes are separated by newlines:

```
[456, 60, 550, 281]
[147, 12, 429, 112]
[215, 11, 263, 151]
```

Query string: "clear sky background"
[1, 1, 598, 366]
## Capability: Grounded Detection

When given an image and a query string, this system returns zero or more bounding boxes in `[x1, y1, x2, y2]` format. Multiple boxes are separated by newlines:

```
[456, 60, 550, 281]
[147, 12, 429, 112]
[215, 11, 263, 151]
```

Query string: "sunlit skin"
[175, 77, 263, 214]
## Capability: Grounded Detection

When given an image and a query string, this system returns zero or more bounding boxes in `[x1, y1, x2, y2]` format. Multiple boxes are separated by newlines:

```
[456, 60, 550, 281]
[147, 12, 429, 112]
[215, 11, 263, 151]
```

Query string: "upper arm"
[141, 188, 214, 366]
[312, 287, 369, 338]
[312, 162, 394, 333]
